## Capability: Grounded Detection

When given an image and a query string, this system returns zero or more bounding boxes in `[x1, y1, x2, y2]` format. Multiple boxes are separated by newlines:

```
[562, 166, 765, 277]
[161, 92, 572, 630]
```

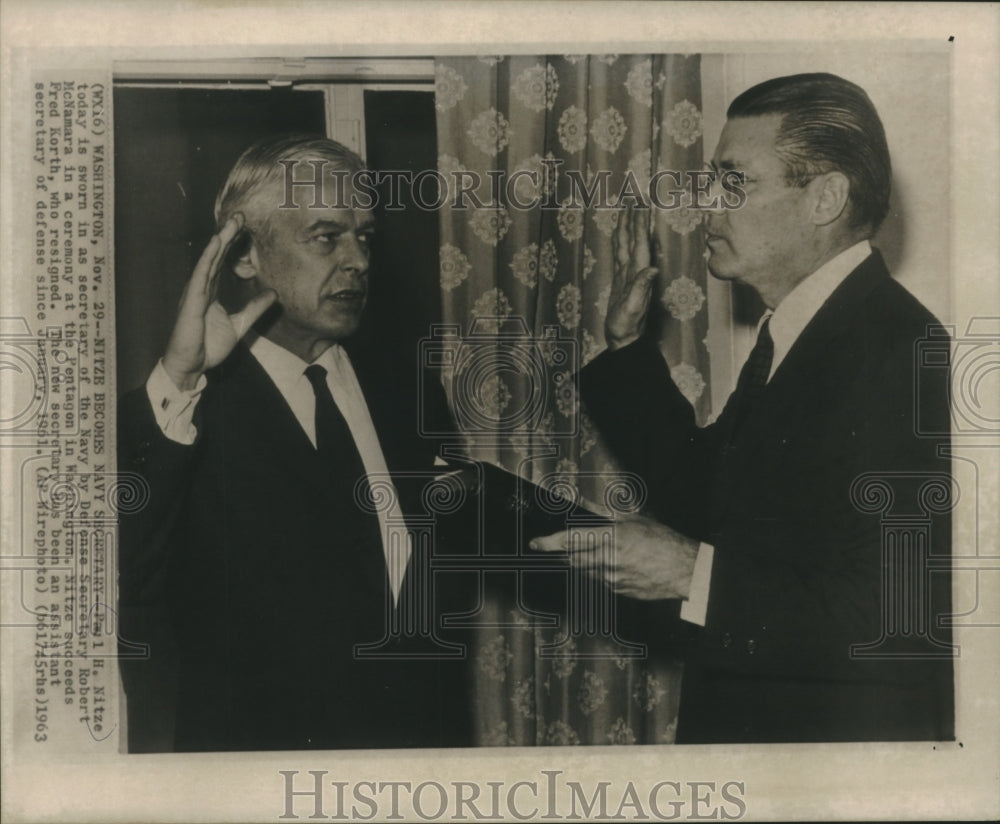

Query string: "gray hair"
[214, 133, 365, 236]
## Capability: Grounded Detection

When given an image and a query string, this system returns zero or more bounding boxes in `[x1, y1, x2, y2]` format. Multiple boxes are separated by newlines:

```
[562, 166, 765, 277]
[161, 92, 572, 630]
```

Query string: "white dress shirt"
[680, 240, 872, 625]
[146, 333, 412, 604]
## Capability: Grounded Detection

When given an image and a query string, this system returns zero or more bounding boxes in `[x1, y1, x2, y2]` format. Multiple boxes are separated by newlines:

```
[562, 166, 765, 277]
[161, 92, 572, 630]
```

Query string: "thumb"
[626, 267, 658, 309]
[232, 289, 278, 339]
[637, 267, 658, 288]
[529, 531, 566, 552]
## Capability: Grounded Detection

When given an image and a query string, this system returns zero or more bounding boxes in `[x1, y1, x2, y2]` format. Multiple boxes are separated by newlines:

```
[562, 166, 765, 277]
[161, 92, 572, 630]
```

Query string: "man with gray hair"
[118, 134, 470, 751]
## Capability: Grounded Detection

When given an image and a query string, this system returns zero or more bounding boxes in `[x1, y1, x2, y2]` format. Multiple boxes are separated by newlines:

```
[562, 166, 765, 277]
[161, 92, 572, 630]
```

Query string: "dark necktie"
[303, 362, 390, 597]
[732, 316, 774, 429]
[304, 363, 369, 499]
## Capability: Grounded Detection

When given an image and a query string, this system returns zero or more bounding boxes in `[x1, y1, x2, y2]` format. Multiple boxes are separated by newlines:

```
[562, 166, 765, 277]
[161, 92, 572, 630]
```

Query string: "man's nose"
[705, 173, 728, 215]
[339, 232, 370, 278]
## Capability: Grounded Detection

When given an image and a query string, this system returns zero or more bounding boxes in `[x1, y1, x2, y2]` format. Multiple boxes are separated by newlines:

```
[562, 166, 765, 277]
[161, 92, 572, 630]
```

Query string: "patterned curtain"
[433, 55, 710, 745]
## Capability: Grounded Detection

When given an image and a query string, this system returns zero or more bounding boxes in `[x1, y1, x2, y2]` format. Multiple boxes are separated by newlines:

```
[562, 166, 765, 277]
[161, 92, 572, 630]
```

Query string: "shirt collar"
[247, 333, 345, 398]
[767, 239, 872, 378]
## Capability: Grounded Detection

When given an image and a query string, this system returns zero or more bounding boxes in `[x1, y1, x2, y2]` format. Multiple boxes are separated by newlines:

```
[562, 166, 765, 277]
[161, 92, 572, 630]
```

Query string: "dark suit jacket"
[582, 250, 954, 743]
[117, 341, 474, 752]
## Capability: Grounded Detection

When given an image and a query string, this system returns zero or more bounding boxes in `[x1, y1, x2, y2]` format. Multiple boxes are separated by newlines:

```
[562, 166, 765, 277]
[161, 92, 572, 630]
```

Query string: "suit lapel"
[343, 341, 409, 469]
[767, 250, 890, 393]
[214, 344, 391, 598]
[215, 344, 330, 502]
[711, 251, 891, 522]
[343, 342, 438, 607]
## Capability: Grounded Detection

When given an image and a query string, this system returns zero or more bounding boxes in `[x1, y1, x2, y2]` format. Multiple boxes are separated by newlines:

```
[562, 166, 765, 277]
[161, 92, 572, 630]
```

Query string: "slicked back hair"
[727, 73, 891, 235]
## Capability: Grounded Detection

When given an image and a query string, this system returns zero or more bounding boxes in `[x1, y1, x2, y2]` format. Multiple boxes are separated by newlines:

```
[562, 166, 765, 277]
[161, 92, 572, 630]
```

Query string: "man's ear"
[232, 240, 259, 281]
[809, 171, 851, 227]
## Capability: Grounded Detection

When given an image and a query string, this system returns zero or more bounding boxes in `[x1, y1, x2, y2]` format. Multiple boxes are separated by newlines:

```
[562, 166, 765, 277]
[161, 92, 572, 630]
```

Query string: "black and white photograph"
[1, 2, 998, 822]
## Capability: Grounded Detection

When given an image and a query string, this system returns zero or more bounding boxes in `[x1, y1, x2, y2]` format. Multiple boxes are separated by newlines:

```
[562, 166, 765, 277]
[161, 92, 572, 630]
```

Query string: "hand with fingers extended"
[161, 213, 278, 391]
[530, 513, 699, 601]
[606, 206, 659, 351]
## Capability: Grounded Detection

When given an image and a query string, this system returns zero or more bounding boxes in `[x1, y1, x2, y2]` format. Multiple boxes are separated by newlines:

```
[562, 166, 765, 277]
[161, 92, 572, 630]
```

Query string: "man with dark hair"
[725, 72, 892, 232]
[534, 73, 953, 743]
[117, 134, 471, 752]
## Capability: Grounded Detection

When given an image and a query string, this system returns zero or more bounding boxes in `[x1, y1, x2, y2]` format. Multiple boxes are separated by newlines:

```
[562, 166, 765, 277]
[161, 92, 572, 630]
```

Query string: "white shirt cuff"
[145, 360, 206, 445]
[679, 542, 714, 627]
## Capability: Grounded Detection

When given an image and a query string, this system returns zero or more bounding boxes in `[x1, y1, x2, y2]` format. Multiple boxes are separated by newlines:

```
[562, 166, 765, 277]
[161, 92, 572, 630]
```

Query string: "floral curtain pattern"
[434, 55, 709, 745]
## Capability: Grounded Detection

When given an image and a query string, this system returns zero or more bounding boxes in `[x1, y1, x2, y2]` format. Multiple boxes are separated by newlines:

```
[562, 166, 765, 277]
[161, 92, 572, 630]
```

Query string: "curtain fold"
[434, 54, 709, 746]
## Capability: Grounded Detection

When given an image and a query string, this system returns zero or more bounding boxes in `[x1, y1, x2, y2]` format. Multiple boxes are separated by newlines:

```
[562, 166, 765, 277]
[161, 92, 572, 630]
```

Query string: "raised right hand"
[161, 214, 277, 391]
[605, 206, 658, 351]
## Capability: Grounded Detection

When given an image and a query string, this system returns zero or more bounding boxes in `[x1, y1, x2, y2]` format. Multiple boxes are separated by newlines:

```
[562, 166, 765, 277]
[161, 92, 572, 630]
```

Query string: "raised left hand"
[530, 514, 699, 601]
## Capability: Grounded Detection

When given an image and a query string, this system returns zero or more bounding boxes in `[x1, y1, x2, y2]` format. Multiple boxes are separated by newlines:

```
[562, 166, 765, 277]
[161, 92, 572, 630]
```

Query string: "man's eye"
[311, 230, 374, 247]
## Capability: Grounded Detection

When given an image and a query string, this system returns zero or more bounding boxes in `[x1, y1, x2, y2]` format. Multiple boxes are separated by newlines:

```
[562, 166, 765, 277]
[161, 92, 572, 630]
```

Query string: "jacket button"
[746, 639, 757, 654]
[721, 632, 732, 648]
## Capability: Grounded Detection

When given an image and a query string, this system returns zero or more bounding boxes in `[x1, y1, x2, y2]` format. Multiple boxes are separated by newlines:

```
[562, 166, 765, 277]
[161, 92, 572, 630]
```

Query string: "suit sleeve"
[581, 337, 728, 541]
[117, 384, 205, 749]
[117, 386, 200, 608]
